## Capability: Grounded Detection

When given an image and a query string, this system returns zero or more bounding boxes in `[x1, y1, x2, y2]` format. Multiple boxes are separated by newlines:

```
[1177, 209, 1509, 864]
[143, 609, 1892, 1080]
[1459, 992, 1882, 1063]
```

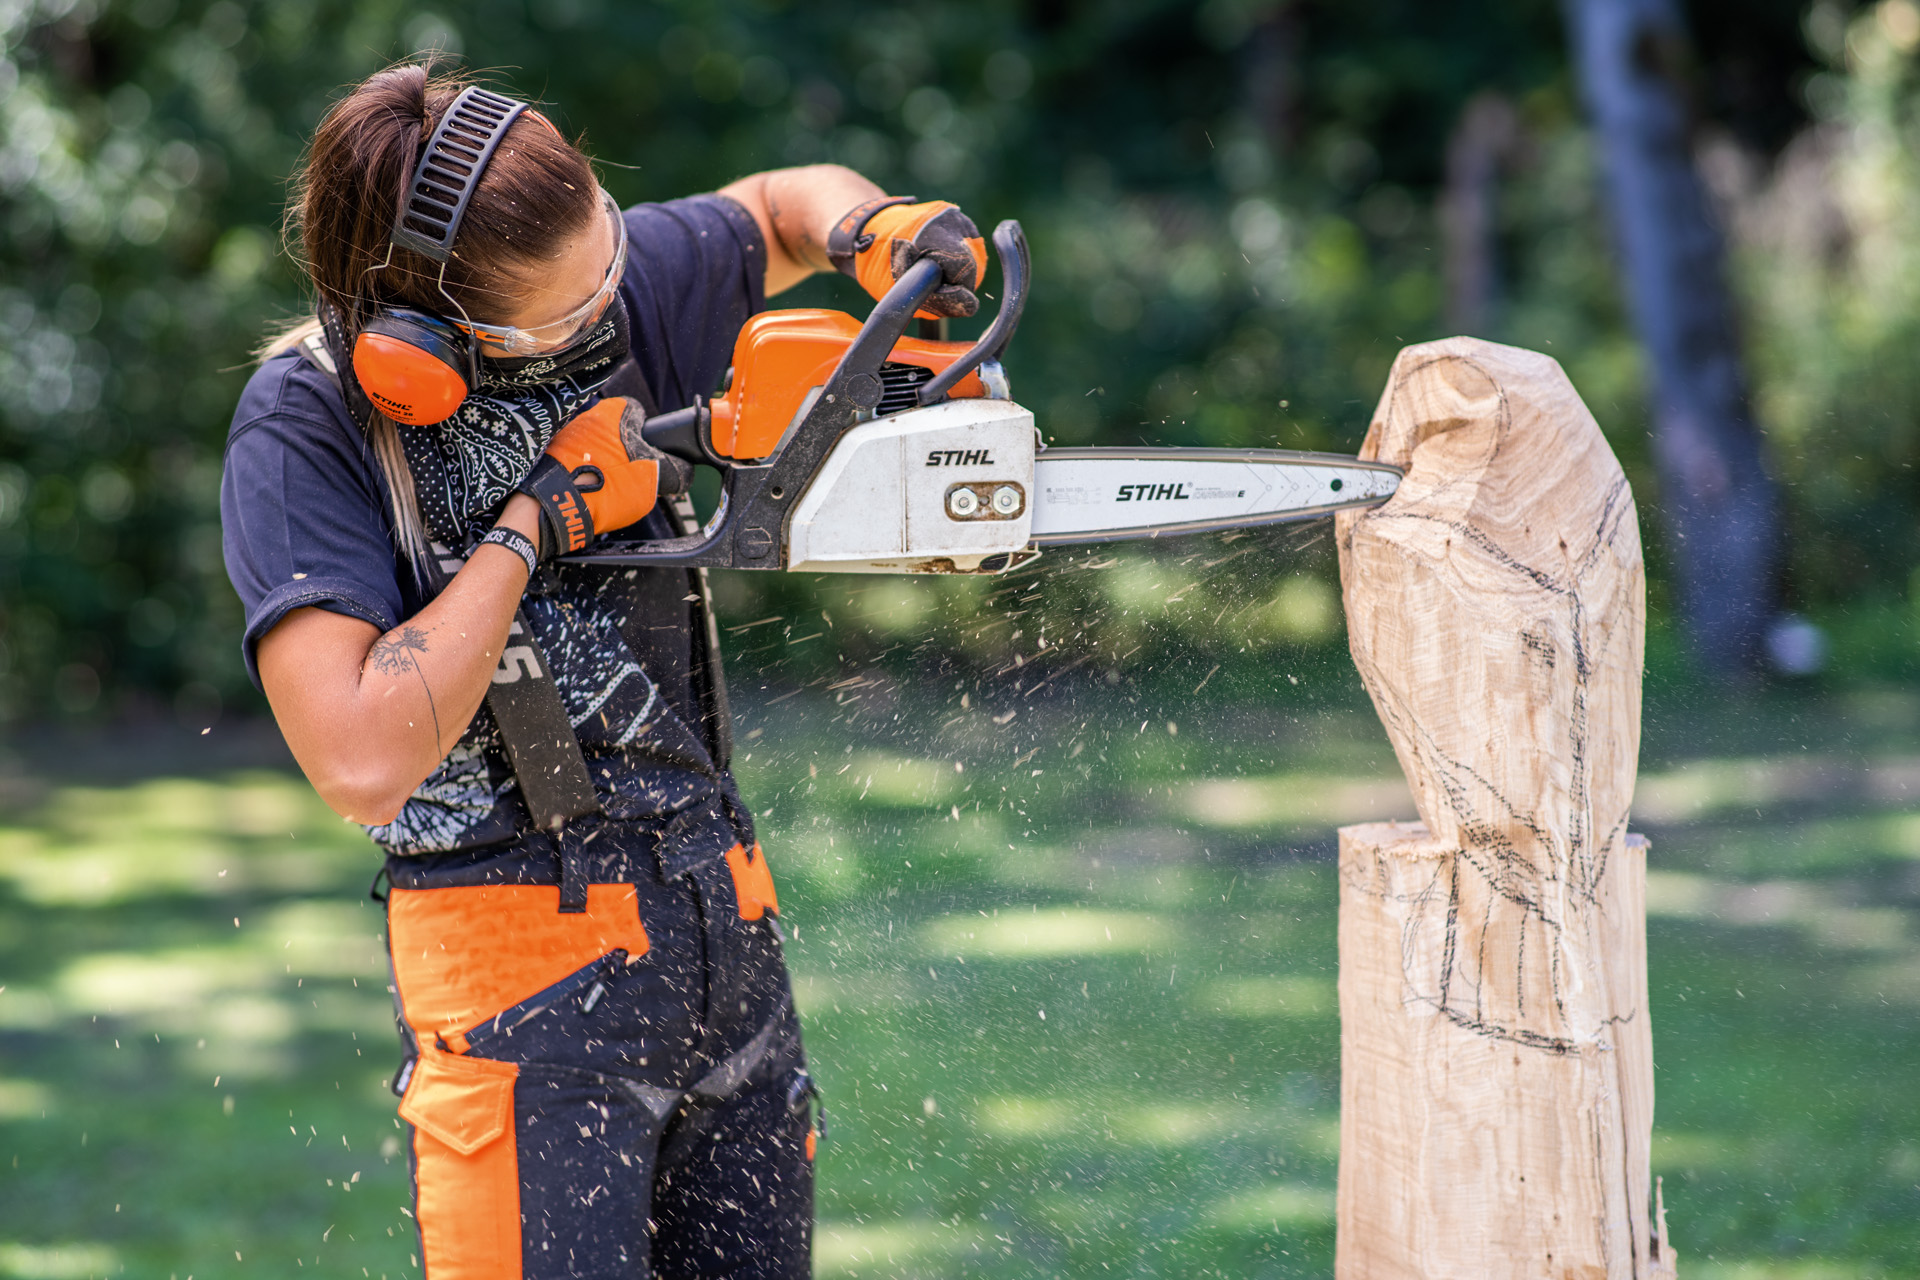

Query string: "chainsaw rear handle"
[633, 221, 1028, 470]
[634, 398, 727, 470]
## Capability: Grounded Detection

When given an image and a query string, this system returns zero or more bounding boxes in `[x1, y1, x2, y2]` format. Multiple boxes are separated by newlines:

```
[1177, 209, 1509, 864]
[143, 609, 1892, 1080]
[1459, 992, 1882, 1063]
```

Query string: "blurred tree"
[1728, 0, 1920, 623]
[0, 0, 1869, 721]
[1441, 91, 1521, 335]
[1564, 0, 1784, 675]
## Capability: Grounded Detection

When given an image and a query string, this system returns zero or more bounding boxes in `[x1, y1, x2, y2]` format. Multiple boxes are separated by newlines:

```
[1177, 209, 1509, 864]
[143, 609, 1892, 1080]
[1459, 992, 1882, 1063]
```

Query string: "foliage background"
[0, 0, 1914, 718]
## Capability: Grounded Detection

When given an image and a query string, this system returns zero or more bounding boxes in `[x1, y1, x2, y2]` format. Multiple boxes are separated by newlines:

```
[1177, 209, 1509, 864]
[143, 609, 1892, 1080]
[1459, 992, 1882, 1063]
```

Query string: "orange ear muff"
[352, 311, 472, 426]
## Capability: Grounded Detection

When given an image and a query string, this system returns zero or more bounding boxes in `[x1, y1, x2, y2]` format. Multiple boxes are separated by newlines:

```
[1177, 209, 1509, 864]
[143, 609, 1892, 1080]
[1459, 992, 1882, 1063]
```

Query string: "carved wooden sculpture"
[1333, 337, 1673, 1277]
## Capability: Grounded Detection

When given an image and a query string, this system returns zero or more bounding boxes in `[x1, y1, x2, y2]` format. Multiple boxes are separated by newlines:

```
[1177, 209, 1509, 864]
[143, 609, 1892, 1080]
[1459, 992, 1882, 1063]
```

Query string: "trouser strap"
[556, 823, 594, 913]
[485, 608, 602, 912]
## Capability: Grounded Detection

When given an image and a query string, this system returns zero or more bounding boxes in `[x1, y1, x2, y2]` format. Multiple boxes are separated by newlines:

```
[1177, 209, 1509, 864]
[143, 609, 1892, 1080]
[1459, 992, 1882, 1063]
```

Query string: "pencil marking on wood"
[1333, 338, 1670, 1277]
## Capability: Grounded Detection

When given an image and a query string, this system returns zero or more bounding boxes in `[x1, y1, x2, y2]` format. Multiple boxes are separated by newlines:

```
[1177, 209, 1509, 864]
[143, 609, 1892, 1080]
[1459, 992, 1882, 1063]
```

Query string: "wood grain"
[1333, 338, 1671, 1278]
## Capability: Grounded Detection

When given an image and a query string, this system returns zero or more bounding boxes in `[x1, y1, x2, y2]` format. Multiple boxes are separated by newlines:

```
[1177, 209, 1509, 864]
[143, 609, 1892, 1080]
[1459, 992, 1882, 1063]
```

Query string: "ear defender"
[353, 86, 532, 427]
[352, 310, 475, 426]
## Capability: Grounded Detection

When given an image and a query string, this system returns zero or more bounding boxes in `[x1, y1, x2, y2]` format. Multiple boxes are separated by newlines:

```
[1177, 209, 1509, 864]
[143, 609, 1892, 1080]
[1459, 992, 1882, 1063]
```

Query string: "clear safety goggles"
[456, 187, 628, 356]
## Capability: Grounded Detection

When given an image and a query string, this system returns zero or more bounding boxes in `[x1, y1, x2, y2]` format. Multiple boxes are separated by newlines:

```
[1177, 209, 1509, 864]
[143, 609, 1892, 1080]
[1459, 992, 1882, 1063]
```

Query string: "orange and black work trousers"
[383, 829, 809, 1280]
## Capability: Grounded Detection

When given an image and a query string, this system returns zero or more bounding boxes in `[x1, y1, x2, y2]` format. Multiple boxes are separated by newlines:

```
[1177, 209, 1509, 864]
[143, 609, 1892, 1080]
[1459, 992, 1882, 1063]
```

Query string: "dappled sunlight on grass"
[56, 948, 263, 1016]
[1687, 1262, 1896, 1279]
[920, 906, 1171, 958]
[0, 773, 363, 905]
[839, 753, 967, 807]
[791, 970, 922, 1017]
[1201, 974, 1334, 1018]
[1634, 754, 1920, 826]
[1652, 1129, 1748, 1175]
[0, 1080, 52, 1122]
[974, 1091, 1328, 1151]
[1647, 871, 1913, 955]
[975, 1094, 1077, 1138]
[1844, 954, 1920, 1005]
[813, 1218, 984, 1278]
[0, 769, 415, 1275]
[0, 1243, 120, 1280]
[1201, 1183, 1335, 1231]
[1172, 773, 1410, 829]
[3, 683, 1920, 1275]
[1114, 1100, 1256, 1145]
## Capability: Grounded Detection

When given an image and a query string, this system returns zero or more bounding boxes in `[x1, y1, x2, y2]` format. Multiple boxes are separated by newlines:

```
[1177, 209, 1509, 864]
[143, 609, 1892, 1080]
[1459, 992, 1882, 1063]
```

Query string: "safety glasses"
[457, 187, 628, 356]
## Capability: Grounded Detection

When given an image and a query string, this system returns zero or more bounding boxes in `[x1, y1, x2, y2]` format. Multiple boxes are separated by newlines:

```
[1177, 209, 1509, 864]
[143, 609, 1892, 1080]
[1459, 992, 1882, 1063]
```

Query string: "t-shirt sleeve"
[618, 193, 767, 412]
[221, 356, 408, 690]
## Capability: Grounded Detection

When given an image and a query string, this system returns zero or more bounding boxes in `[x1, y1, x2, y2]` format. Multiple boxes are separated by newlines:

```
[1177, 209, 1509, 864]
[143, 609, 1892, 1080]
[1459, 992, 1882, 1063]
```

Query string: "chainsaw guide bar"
[569, 220, 1401, 577]
[1030, 447, 1400, 546]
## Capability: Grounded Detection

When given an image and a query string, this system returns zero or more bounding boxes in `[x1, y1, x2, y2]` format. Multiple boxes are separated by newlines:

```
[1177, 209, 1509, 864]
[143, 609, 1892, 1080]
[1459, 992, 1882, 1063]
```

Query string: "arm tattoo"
[367, 624, 444, 747]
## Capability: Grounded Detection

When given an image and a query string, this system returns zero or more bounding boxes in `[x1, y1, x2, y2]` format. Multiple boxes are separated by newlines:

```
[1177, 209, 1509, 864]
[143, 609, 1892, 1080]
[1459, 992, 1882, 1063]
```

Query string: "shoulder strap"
[667, 496, 735, 767]
[298, 329, 604, 910]
[602, 354, 735, 769]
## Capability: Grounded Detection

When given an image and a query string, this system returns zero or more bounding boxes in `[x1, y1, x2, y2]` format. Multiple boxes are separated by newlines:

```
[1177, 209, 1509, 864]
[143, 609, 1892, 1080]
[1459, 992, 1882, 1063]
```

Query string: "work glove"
[828, 196, 987, 320]
[516, 396, 688, 558]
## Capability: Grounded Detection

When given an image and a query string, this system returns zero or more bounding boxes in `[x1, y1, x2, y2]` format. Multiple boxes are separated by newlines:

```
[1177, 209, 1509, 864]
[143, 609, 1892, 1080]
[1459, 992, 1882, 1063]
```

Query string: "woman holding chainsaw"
[219, 64, 987, 1279]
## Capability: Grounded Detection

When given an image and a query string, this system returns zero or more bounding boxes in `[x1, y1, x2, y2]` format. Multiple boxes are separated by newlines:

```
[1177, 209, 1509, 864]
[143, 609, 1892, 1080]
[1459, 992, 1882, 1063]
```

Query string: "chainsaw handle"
[832, 255, 945, 391]
[918, 219, 1027, 406]
[637, 397, 727, 470]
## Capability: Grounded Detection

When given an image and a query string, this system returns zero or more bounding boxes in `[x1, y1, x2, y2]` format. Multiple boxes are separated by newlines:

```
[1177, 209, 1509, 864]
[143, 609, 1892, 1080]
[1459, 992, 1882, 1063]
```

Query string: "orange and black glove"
[516, 396, 686, 558]
[827, 196, 987, 320]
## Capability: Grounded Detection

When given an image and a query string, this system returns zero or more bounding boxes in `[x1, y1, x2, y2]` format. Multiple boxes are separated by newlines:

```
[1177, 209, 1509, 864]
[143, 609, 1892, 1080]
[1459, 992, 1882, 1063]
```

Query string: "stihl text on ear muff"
[350, 86, 527, 426]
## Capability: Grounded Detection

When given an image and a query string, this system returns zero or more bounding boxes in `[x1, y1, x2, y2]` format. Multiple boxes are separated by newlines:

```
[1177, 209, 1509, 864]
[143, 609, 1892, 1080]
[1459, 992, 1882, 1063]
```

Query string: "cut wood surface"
[1333, 338, 1671, 1278]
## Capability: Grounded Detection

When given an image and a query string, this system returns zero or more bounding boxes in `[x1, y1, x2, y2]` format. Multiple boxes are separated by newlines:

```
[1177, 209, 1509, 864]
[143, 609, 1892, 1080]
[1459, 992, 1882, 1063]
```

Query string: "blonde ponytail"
[256, 313, 431, 569]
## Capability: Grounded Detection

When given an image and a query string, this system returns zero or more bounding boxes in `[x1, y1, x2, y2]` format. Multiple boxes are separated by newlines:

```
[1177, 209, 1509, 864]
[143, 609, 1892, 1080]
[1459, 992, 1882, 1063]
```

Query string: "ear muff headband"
[354, 86, 532, 425]
[391, 86, 528, 261]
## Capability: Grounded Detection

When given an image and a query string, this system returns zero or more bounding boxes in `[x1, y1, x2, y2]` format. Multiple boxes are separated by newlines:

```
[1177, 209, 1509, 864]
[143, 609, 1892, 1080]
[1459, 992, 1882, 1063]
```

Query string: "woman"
[221, 64, 986, 1279]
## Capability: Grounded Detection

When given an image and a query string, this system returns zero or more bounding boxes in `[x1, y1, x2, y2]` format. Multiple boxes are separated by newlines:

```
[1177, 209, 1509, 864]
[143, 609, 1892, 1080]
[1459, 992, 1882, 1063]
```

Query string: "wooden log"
[1332, 337, 1672, 1278]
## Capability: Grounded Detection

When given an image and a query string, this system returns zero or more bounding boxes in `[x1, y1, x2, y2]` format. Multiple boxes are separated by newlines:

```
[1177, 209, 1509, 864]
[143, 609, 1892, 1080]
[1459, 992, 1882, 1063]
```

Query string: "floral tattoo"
[368, 624, 442, 745]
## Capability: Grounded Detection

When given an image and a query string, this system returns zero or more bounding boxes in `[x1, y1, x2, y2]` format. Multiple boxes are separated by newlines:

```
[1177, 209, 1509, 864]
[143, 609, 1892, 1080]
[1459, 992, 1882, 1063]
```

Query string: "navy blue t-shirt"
[222, 194, 765, 859]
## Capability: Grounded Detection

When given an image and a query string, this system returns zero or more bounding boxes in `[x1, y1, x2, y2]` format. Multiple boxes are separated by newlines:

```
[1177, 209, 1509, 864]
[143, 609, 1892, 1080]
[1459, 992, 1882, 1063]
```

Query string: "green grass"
[2, 670, 1919, 1278]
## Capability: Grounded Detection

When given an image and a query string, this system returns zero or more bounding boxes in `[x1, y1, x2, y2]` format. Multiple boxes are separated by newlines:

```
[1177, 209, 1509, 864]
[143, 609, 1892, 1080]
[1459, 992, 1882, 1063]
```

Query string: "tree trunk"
[1334, 338, 1671, 1277]
[1562, 0, 1780, 674]
[1441, 92, 1519, 337]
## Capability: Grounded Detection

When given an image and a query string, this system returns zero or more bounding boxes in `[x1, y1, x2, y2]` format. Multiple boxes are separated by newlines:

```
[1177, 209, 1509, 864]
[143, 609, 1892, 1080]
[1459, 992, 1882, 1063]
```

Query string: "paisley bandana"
[398, 298, 634, 550]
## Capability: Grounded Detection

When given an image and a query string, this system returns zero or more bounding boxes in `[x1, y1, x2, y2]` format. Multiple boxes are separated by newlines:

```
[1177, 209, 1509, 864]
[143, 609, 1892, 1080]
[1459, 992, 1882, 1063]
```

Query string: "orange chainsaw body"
[708, 309, 990, 461]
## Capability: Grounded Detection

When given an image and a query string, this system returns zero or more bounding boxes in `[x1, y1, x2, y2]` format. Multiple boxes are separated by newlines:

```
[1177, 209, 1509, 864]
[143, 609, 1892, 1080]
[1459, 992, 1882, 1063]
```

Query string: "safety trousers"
[385, 842, 812, 1280]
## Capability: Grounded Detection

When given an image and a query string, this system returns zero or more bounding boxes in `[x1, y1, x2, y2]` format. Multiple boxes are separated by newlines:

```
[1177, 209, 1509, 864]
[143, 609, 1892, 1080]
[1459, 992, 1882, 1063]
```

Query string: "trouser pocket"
[388, 883, 650, 1049]
[399, 1047, 522, 1280]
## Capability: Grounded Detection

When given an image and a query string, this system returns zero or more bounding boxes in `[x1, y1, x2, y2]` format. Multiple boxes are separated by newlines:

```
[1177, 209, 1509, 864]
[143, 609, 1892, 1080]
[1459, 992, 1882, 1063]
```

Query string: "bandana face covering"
[400, 297, 634, 549]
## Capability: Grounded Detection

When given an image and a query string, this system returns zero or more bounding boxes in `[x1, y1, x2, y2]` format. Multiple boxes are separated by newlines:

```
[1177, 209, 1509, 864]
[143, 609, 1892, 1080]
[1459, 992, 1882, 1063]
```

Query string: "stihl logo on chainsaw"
[1116, 482, 1191, 502]
[926, 449, 995, 467]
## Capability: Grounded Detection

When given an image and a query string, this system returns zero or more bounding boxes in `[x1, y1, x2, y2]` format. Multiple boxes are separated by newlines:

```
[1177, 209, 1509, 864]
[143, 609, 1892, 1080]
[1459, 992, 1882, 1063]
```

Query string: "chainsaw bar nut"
[946, 482, 1026, 521]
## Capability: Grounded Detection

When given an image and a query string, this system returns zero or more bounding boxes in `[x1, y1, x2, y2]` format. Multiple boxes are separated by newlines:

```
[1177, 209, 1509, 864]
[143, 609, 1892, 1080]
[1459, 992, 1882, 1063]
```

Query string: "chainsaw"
[571, 221, 1400, 575]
